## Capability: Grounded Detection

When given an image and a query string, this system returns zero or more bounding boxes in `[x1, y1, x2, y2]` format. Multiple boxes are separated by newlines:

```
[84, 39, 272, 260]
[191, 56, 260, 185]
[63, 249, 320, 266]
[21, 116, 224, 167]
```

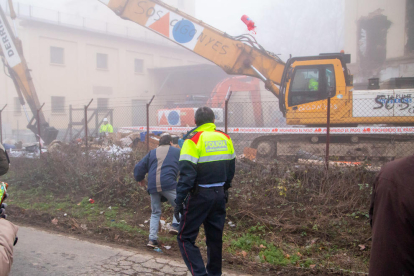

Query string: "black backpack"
[0, 144, 10, 176]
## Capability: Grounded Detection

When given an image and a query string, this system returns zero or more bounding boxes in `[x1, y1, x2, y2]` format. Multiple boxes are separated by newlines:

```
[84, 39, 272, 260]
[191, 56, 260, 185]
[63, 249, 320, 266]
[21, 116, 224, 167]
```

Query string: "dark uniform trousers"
[177, 186, 226, 276]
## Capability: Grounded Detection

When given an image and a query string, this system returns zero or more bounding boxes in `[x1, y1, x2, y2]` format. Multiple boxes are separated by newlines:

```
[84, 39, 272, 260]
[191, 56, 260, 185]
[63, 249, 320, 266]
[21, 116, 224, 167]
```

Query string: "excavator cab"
[287, 65, 335, 106]
[282, 53, 351, 124]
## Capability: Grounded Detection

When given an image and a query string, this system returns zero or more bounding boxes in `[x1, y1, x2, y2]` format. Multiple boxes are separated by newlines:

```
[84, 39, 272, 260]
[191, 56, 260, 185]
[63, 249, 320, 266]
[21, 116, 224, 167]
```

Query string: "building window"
[135, 59, 144, 73]
[51, 96, 65, 113]
[97, 53, 108, 69]
[50, 46, 64, 64]
[14, 97, 21, 114]
[97, 98, 109, 112]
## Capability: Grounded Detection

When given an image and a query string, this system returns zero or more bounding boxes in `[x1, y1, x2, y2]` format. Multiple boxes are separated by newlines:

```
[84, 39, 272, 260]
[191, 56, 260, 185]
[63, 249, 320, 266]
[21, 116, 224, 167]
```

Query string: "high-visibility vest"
[179, 123, 235, 185]
[308, 78, 319, 91]
[99, 123, 113, 133]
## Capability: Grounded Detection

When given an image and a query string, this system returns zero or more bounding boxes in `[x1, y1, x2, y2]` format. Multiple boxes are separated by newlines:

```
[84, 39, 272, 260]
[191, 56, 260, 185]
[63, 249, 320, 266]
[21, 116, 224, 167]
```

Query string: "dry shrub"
[228, 160, 376, 245]
[9, 144, 150, 207]
[8, 146, 378, 272]
[10, 146, 376, 238]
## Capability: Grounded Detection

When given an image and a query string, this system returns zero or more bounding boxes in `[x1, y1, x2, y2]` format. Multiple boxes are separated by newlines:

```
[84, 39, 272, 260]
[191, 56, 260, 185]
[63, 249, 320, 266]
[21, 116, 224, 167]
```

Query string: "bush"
[8, 144, 150, 207]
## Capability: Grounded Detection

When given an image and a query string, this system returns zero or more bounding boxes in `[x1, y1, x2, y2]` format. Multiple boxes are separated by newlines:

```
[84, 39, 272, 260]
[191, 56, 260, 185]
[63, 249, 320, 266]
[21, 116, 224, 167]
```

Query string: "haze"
[8, 0, 344, 61]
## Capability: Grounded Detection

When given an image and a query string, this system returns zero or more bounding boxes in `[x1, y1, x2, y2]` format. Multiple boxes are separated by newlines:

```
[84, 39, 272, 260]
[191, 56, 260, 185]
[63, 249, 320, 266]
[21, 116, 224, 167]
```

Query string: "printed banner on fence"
[120, 126, 414, 135]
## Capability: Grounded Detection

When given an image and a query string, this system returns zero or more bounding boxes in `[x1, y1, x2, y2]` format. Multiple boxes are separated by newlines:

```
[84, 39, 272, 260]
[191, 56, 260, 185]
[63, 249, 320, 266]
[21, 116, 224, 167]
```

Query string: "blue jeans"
[149, 189, 179, 241]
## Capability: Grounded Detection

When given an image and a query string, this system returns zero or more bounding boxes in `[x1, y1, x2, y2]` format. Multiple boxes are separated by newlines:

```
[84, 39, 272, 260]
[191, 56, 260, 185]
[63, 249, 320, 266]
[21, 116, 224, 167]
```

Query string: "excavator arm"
[0, 3, 58, 145]
[99, 0, 285, 99]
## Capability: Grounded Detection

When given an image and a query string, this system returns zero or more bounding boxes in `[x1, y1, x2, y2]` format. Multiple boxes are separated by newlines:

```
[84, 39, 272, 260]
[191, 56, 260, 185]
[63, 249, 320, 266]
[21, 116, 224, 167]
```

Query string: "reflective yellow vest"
[175, 123, 236, 204]
[308, 78, 319, 91]
[180, 123, 235, 166]
[99, 123, 113, 133]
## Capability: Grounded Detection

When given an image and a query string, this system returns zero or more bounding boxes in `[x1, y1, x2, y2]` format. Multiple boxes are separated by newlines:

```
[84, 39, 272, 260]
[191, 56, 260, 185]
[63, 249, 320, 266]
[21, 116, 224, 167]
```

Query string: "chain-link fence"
[1, 94, 413, 166]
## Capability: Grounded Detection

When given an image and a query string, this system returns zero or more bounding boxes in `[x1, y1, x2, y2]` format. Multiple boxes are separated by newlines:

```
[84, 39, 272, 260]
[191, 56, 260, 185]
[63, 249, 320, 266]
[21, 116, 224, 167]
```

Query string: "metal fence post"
[224, 89, 233, 133]
[37, 103, 45, 154]
[69, 104, 73, 141]
[84, 99, 93, 148]
[0, 105, 7, 144]
[146, 95, 155, 153]
[325, 97, 331, 171]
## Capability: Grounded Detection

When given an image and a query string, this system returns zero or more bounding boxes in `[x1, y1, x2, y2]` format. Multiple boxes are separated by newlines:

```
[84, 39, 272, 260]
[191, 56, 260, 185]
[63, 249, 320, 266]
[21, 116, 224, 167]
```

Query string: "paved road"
[10, 225, 249, 276]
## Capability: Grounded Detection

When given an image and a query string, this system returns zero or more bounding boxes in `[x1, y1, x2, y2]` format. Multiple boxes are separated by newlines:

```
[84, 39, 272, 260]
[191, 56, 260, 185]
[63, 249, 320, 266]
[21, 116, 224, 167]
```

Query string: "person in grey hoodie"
[134, 134, 180, 248]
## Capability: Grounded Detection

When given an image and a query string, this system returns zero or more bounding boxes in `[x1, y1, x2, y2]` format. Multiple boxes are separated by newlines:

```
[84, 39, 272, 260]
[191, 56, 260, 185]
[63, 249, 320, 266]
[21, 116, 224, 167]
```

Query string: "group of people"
[134, 107, 235, 276]
[0, 106, 413, 276]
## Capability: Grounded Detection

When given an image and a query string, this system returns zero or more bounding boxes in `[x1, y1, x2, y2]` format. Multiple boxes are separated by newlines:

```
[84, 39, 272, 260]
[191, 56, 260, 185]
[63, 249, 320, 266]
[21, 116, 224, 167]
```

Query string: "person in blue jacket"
[134, 134, 181, 248]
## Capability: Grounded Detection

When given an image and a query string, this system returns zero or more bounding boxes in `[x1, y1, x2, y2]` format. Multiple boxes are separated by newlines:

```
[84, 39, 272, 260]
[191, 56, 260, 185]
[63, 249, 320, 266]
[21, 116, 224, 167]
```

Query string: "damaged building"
[344, 0, 414, 88]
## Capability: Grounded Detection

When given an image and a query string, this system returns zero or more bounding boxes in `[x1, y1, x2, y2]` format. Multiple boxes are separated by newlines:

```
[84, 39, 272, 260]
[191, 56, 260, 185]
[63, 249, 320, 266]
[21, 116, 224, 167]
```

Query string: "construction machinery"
[157, 76, 263, 127]
[101, 0, 414, 160]
[0, 1, 58, 145]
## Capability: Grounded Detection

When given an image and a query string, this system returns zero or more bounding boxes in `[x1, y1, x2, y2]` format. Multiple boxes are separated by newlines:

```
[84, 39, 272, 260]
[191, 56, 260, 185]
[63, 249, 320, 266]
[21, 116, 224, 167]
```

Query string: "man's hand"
[174, 203, 183, 223]
[224, 190, 229, 204]
[138, 179, 147, 187]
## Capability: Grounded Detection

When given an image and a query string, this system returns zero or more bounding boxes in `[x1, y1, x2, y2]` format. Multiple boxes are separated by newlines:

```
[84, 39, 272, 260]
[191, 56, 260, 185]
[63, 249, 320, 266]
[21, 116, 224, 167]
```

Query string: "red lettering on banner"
[119, 126, 414, 135]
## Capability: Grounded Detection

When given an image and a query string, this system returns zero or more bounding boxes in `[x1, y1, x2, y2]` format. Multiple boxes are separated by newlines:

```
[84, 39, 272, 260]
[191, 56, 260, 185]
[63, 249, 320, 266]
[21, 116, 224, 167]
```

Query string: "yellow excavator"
[100, 0, 414, 160]
[0, 1, 58, 145]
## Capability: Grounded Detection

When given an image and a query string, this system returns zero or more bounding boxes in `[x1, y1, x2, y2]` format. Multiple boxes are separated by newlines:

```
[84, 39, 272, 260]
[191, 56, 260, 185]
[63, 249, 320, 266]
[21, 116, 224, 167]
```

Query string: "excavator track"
[251, 134, 414, 162]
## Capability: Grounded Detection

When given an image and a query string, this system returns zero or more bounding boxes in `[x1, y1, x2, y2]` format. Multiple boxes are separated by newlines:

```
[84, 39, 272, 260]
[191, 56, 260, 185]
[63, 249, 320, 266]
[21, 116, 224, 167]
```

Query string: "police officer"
[174, 107, 236, 276]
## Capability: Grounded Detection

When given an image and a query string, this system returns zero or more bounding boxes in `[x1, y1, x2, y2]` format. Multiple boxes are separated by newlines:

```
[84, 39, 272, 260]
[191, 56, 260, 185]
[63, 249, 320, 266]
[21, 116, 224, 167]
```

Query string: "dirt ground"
[7, 205, 366, 276]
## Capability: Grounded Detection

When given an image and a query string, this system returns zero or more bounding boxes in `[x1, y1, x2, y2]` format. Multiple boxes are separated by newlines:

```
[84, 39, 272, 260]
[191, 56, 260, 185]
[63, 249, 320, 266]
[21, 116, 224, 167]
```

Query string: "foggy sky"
[4, 0, 344, 61]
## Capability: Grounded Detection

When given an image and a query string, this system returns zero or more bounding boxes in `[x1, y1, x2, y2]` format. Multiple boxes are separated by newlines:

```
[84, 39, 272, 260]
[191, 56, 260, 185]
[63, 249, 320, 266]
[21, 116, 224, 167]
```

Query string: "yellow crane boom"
[99, 0, 285, 98]
[0, 2, 58, 144]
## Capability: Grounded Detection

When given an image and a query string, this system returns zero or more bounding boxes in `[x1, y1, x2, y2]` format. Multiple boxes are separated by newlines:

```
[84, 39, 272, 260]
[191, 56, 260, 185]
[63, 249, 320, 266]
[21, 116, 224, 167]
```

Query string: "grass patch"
[7, 186, 153, 238]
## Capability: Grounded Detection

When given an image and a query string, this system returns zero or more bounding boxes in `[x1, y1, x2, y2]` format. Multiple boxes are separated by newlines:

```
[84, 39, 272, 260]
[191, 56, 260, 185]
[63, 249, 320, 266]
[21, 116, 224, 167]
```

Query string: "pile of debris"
[116, 129, 160, 150]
